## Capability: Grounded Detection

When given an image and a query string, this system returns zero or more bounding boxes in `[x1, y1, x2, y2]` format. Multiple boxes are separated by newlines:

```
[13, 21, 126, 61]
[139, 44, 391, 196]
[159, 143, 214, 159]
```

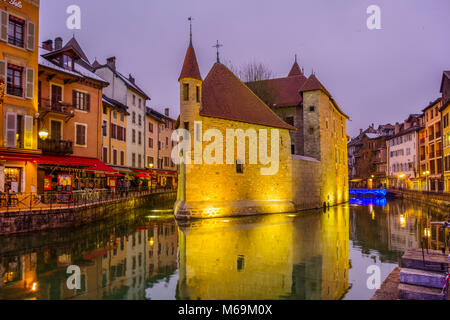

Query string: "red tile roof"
[179, 44, 202, 81]
[246, 62, 307, 108]
[288, 61, 303, 77]
[200, 63, 296, 130]
[300, 74, 331, 97]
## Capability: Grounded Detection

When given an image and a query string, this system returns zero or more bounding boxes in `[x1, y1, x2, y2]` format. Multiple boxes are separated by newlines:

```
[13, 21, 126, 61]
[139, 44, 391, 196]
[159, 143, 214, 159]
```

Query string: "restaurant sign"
[2, 0, 23, 9]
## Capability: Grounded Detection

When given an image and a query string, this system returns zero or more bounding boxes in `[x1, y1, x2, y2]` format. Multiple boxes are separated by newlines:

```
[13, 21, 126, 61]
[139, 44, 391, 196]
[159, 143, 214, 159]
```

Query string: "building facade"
[386, 115, 421, 190]
[101, 95, 128, 169]
[440, 71, 450, 191]
[94, 57, 150, 169]
[419, 98, 443, 192]
[0, 0, 40, 194]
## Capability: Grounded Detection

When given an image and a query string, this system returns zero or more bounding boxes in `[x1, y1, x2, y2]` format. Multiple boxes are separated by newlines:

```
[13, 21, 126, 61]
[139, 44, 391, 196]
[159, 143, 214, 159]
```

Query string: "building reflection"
[176, 206, 350, 300]
[0, 215, 178, 300]
[349, 199, 447, 262]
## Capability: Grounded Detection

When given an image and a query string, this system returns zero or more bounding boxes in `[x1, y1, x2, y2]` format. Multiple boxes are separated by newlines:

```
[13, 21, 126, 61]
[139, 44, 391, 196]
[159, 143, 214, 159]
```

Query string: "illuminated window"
[183, 83, 189, 101]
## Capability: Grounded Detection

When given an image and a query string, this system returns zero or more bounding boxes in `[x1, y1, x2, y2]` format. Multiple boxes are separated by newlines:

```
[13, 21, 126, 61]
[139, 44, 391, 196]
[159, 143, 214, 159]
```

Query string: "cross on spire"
[213, 40, 223, 64]
[188, 17, 193, 45]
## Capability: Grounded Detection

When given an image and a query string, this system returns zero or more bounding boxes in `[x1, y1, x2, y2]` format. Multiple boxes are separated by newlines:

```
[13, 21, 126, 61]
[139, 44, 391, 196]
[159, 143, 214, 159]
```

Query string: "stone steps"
[401, 248, 449, 272]
[398, 283, 447, 300]
[400, 268, 447, 289]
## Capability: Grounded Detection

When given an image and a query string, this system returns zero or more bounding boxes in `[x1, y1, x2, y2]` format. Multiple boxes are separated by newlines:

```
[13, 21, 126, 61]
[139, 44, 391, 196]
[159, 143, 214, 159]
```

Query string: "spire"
[179, 27, 202, 81]
[288, 55, 303, 77]
[188, 17, 193, 46]
[213, 40, 223, 64]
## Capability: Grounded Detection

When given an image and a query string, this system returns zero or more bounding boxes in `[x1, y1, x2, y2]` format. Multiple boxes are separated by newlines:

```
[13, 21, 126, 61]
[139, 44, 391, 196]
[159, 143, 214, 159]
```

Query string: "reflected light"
[399, 215, 406, 228]
[424, 228, 431, 238]
[31, 282, 38, 292]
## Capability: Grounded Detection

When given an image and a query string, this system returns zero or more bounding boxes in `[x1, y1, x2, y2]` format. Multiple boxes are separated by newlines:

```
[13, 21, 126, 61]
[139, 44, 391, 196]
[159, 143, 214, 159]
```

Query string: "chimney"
[54, 37, 63, 50]
[165, 108, 170, 117]
[360, 129, 363, 134]
[395, 122, 400, 134]
[42, 39, 53, 51]
[107, 57, 116, 70]
[129, 74, 135, 84]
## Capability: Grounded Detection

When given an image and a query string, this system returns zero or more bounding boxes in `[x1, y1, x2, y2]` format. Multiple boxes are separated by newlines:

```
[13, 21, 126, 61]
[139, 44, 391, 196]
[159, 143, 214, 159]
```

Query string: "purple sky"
[40, 0, 450, 137]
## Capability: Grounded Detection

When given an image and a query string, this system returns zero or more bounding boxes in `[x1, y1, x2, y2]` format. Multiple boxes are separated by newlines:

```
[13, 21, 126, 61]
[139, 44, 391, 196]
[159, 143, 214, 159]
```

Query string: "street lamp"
[38, 127, 49, 140]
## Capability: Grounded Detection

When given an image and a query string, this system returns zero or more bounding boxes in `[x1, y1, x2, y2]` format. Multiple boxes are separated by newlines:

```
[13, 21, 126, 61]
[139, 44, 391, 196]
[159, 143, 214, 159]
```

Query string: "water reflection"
[0, 200, 447, 300]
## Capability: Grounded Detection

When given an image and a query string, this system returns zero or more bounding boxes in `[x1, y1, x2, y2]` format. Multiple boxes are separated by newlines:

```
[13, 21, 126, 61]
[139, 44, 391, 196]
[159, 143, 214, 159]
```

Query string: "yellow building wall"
[442, 105, 450, 191]
[0, 0, 40, 193]
[177, 206, 349, 300]
[101, 105, 127, 166]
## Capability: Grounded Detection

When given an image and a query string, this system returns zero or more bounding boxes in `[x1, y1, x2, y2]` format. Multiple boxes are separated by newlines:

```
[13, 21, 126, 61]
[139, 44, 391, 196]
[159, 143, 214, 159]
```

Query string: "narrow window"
[196, 86, 200, 102]
[183, 83, 189, 101]
[236, 160, 244, 174]
[309, 106, 315, 112]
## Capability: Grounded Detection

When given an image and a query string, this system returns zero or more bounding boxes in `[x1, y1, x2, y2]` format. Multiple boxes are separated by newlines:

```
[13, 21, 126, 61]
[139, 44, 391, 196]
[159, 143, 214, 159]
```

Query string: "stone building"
[439, 71, 450, 191]
[347, 124, 394, 188]
[419, 98, 443, 192]
[0, 0, 40, 194]
[386, 115, 422, 190]
[175, 33, 349, 219]
[93, 57, 150, 169]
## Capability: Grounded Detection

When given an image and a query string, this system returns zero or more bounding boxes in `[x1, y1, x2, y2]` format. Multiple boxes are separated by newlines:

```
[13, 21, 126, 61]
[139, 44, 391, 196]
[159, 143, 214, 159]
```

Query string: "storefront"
[37, 155, 118, 195]
[0, 151, 40, 194]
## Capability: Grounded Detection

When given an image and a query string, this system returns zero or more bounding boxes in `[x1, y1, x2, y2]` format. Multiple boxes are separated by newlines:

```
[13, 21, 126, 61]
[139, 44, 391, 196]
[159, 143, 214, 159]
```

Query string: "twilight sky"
[40, 0, 450, 137]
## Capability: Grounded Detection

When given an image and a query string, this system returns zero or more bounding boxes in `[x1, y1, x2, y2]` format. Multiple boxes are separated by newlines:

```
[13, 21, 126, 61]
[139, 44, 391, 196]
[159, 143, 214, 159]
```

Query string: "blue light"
[349, 197, 387, 206]
[349, 189, 387, 197]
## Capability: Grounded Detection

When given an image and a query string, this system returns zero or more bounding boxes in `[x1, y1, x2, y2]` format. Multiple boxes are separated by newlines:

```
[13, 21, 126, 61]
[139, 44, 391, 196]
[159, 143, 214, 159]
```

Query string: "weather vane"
[213, 40, 223, 64]
[188, 17, 193, 45]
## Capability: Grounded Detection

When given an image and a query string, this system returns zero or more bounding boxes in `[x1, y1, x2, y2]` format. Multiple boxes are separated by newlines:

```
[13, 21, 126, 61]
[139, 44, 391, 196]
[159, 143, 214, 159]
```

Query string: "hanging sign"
[44, 176, 52, 191]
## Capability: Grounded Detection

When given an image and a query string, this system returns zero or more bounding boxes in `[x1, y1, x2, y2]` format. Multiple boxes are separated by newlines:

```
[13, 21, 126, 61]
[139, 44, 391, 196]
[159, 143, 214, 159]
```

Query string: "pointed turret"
[179, 44, 202, 81]
[288, 55, 303, 77]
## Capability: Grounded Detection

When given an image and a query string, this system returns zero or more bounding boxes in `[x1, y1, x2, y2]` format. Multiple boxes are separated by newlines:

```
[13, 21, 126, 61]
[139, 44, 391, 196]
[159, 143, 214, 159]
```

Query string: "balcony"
[436, 150, 443, 158]
[39, 98, 74, 117]
[38, 139, 73, 155]
[7, 85, 23, 97]
[436, 131, 442, 139]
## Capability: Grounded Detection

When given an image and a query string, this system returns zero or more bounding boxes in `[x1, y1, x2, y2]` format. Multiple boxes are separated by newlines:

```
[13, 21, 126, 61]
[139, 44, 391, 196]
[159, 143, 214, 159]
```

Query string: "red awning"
[38, 155, 117, 173]
[0, 151, 40, 162]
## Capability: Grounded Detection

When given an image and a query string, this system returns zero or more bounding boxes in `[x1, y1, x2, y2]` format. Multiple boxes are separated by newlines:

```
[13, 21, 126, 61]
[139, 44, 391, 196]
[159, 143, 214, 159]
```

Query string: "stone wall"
[291, 155, 322, 210]
[0, 191, 176, 235]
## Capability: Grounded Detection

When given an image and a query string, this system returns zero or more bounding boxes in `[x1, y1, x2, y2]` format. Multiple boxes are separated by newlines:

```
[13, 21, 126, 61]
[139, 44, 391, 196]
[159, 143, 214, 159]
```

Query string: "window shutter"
[5, 112, 17, 147]
[27, 21, 35, 51]
[24, 115, 34, 149]
[110, 123, 114, 139]
[26, 68, 34, 99]
[124, 128, 126, 142]
[0, 59, 6, 93]
[72, 90, 77, 108]
[0, 10, 7, 42]
[86, 94, 91, 112]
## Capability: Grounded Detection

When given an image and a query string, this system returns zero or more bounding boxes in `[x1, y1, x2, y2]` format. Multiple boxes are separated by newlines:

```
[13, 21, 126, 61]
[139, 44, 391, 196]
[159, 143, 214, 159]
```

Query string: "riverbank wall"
[0, 191, 176, 236]
[388, 189, 450, 212]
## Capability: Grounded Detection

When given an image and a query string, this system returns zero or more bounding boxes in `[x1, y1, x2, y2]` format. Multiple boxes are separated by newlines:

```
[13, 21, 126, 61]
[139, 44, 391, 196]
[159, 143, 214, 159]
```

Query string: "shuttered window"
[0, 59, 6, 91]
[113, 149, 117, 165]
[120, 151, 125, 166]
[8, 15, 24, 47]
[5, 112, 17, 147]
[0, 10, 7, 42]
[102, 147, 108, 163]
[27, 21, 35, 51]
[75, 124, 86, 146]
[23, 115, 33, 149]
[73, 90, 90, 111]
[26, 68, 34, 99]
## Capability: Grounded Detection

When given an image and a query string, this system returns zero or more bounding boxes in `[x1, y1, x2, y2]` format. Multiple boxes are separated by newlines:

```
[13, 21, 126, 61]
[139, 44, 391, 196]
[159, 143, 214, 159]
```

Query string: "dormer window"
[63, 54, 74, 70]
[8, 16, 25, 48]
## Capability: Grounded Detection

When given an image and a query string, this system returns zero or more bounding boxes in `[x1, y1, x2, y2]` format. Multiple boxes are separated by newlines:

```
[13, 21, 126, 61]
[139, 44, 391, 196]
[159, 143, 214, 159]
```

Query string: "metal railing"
[38, 138, 73, 155]
[39, 98, 74, 115]
[0, 187, 176, 213]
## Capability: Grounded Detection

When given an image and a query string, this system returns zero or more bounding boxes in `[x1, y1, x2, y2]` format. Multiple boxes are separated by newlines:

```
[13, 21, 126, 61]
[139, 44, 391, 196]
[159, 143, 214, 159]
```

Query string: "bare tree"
[225, 60, 276, 107]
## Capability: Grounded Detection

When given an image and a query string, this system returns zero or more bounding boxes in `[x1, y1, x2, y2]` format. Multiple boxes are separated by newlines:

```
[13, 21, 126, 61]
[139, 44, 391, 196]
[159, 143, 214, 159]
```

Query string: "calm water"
[0, 199, 446, 300]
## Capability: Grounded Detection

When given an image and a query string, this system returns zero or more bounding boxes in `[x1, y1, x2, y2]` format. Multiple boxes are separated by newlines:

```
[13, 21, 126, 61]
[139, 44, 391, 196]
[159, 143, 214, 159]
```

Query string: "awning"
[38, 155, 117, 173]
[0, 151, 41, 162]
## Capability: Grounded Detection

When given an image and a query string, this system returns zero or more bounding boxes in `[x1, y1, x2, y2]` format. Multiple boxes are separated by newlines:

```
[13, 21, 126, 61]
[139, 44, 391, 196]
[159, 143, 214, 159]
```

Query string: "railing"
[7, 86, 23, 97]
[38, 139, 73, 155]
[0, 187, 176, 213]
[8, 36, 24, 48]
[39, 98, 74, 115]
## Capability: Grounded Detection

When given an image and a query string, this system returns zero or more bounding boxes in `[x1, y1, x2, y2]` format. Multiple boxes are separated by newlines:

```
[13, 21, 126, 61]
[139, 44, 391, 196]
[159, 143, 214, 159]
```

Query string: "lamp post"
[423, 170, 430, 192]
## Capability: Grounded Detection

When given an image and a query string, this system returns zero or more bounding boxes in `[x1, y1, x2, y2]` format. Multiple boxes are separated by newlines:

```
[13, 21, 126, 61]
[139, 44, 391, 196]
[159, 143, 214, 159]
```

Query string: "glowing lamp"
[39, 127, 49, 140]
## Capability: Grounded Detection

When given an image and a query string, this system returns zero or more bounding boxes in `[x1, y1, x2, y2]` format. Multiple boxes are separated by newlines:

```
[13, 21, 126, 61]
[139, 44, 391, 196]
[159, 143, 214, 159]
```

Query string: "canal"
[0, 199, 447, 300]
